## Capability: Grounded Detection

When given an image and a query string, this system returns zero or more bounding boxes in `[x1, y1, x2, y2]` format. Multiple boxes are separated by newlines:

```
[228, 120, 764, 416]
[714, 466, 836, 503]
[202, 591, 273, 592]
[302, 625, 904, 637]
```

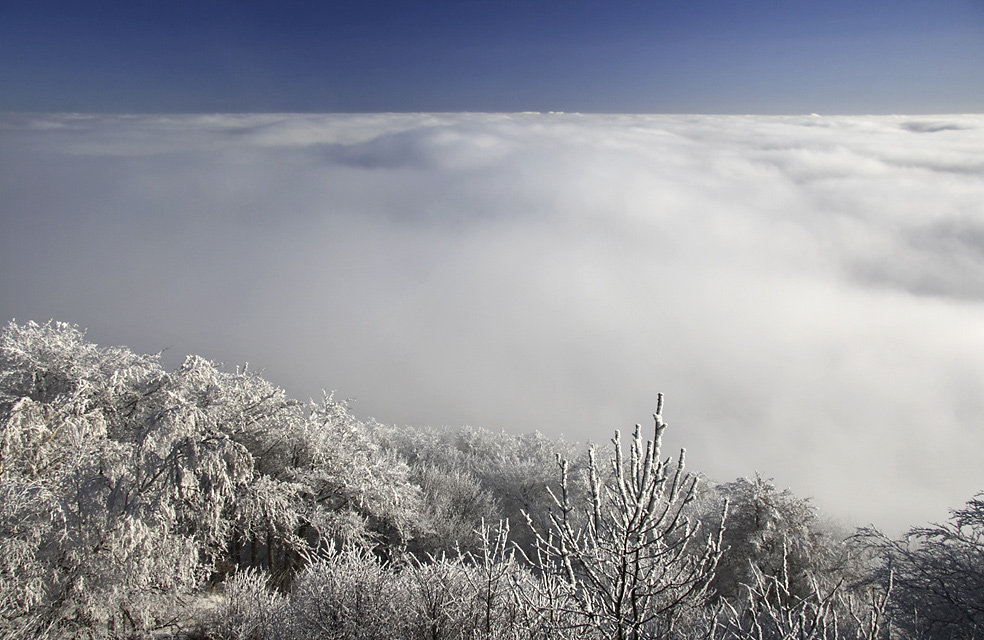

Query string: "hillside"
[2, 320, 981, 639]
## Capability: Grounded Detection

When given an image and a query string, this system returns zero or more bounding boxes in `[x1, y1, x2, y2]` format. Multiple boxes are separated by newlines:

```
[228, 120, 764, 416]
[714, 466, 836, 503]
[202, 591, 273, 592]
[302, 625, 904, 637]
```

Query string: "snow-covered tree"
[0, 320, 424, 637]
[707, 475, 857, 605]
[859, 493, 984, 640]
[375, 422, 587, 556]
[525, 396, 727, 639]
[0, 321, 248, 637]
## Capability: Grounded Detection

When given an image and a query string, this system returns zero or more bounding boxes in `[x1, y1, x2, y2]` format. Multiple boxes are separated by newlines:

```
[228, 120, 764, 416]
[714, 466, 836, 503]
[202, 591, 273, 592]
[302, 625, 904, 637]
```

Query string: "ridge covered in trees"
[1, 320, 981, 639]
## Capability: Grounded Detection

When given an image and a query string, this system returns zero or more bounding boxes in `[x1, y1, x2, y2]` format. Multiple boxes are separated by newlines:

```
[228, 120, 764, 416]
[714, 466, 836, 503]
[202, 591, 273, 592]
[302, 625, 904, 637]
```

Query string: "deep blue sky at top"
[1, 0, 982, 114]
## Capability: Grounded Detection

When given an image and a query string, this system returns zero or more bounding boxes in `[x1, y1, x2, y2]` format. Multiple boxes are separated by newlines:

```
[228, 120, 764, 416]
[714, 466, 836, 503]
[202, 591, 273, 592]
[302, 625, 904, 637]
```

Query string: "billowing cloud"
[3, 112, 984, 533]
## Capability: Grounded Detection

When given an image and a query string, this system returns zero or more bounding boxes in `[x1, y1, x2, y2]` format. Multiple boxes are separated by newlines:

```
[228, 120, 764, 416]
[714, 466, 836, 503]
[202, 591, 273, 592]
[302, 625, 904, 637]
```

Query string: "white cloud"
[3, 112, 984, 533]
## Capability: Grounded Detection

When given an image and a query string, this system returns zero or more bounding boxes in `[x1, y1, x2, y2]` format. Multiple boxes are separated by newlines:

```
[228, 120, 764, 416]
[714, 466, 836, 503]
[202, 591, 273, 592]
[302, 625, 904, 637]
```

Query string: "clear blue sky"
[1, 0, 982, 113]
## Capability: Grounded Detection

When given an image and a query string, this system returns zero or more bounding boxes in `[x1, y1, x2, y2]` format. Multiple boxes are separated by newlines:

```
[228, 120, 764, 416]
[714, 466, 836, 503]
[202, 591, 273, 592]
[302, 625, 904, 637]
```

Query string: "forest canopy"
[2, 320, 982, 640]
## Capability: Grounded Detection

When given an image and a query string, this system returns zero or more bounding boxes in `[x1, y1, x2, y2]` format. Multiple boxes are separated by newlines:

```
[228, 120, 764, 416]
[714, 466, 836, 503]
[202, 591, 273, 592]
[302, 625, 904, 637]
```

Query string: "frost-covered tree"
[0, 320, 424, 637]
[706, 475, 858, 606]
[374, 423, 586, 557]
[526, 396, 727, 639]
[5, 320, 906, 640]
[0, 321, 249, 637]
[859, 493, 984, 640]
[452, 428, 588, 555]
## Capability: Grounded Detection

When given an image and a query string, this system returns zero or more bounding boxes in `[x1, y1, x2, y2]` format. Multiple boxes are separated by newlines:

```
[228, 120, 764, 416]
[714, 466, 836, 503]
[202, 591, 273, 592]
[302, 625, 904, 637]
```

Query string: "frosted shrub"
[215, 525, 561, 640]
[289, 547, 407, 640]
[201, 569, 292, 640]
[458, 522, 529, 639]
[464, 521, 582, 640]
[398, 526, 551, 640]
[401, 556, 484, 640]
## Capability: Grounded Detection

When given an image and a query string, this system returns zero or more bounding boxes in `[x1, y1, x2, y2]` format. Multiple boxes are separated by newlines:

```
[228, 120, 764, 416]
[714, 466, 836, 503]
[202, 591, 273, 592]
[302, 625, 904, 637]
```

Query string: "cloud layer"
[3, 112, 984, 533]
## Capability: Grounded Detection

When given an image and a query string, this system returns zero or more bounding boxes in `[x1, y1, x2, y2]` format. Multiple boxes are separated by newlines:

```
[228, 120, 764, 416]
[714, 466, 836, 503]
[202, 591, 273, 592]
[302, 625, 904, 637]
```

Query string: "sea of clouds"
[3, 112, 983, 533]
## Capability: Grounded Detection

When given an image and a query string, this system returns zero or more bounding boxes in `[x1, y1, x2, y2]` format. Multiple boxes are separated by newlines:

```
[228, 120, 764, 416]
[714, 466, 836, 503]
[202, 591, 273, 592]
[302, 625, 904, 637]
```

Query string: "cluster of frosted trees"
[1, 321, 981, 639]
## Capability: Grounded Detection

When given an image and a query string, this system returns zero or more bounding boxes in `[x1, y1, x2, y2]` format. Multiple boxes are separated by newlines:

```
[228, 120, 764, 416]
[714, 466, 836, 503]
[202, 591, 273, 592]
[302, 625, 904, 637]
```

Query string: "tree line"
[1, 320, 981, 639]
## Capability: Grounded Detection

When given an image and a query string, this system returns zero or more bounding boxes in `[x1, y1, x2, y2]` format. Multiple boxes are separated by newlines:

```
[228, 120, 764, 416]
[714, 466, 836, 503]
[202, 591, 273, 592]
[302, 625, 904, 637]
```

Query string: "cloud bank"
[3, 112, 984, 533]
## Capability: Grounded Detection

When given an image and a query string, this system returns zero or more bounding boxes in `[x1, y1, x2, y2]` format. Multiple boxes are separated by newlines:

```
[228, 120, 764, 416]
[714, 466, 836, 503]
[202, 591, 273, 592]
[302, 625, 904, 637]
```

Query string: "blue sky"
[2, 0, 982, 113]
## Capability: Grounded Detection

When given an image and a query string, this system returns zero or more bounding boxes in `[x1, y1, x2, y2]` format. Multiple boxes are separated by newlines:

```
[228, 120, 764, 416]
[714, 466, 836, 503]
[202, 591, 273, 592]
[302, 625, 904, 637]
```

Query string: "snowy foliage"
[1, 321, 213, 637]
[374, 423, 586, 556]
[0, 321, 421, 638]
[4, 319, 982, 640]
